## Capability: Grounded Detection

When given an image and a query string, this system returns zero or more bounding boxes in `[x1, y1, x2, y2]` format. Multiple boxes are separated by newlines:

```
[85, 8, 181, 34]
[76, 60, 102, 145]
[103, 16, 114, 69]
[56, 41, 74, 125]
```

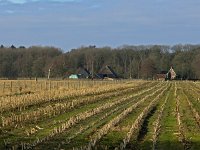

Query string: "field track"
[0, 81, 200, 150]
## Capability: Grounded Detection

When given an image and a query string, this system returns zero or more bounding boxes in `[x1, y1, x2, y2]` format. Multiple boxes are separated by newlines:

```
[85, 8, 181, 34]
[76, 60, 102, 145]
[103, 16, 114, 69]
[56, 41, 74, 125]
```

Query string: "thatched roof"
[98, 65, 118, 78]
[77, 68, 91, 78]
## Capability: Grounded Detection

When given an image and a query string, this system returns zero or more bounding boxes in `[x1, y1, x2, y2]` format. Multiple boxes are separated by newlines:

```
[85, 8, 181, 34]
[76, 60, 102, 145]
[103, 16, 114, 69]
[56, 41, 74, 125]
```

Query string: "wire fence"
[0, 79, 127, 96]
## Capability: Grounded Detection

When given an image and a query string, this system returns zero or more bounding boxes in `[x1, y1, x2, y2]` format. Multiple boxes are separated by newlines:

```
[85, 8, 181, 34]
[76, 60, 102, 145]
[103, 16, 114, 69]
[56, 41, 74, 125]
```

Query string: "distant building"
[167, 66, 176, 79]
[155, 74, 166, 81]
[77, 68, 91, 79]
[97, 65, 118, 79]
[68, 66, 118, 80]
[155, 71, 168, 81]
[68, 68, 91, 79]
[155, 67, 176, 81]
[69, 74, 79, 79]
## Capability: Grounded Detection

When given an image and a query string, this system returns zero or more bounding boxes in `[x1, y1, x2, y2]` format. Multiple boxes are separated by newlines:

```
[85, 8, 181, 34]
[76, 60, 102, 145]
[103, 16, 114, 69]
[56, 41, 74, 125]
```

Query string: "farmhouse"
[155, 72, 167, 81]
[167, 66, 176, 79]
[155, 67, 176, 81]
[155, 71, 168, 80]
[69, 68, 91, 79]
[68, 66, 118, 80]
[97, 65, 118, 79]
[77, 68, 91, 78]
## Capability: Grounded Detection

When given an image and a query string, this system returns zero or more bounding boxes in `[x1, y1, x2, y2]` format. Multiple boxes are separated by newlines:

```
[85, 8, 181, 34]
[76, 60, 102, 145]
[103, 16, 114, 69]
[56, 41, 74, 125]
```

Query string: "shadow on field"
[95, 141, 200, 150]
[137, 106, 157, 142]
[9, 140, 200, 150]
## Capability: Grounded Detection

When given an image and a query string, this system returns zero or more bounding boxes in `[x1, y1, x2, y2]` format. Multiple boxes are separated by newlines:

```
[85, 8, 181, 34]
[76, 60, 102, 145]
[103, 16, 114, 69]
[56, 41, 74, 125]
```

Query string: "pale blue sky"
[0, 0, 200, 51]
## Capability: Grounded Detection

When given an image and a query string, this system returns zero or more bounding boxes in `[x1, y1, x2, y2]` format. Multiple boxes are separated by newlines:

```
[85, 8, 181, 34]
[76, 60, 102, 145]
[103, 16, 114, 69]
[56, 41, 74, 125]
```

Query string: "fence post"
[3, 82, 5, 93]
[35, 80, 37, 91]
[56, 81, 58, 90]
[30, 81, 32, 91]
[49, 81, 51, 91]
[24, 81, 27, 91]
[40, 82, 42, 90]
[10, 81, 13, 93]
[45, 81, 47, 90]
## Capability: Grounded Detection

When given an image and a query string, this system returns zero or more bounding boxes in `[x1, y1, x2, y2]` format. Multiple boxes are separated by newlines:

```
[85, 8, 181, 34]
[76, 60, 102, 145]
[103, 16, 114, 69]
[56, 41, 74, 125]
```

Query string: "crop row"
[151, 91, 170, 150]
[73, 84, 168, 150]
[0, 81, 147, 112]
[2, 81, 200, 150]
[174, 83, 188, 149]
[113, 84, 169, 150]
[2, 82, 162, 149]
[0, 82, 157, 127]
[182, 88, 200, 127]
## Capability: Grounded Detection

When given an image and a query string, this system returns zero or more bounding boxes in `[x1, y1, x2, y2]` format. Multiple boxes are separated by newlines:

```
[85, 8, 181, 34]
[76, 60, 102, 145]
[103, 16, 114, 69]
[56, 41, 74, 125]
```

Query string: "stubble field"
[0, 80, 200, 150]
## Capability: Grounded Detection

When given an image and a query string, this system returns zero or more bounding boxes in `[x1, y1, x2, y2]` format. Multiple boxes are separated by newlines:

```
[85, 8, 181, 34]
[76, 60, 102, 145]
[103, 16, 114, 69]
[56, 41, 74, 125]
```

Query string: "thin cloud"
[7, 0, 27, 4]
[3, 0, 81, 4]
[89, 4, 101, 9]
[5, 9, 15, 13]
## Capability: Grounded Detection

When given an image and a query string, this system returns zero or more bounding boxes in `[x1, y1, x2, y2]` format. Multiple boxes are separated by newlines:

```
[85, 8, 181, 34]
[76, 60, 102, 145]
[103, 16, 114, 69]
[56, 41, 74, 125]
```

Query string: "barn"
[155, 67, 176, 81]
[97, 65, 118, 79]
[69, 68, 91, 79]
[155, 71, 168, 81]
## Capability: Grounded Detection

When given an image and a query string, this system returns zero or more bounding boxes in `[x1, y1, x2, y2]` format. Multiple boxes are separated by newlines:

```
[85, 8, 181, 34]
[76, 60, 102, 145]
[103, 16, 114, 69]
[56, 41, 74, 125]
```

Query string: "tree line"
[0, 44, 200, 79]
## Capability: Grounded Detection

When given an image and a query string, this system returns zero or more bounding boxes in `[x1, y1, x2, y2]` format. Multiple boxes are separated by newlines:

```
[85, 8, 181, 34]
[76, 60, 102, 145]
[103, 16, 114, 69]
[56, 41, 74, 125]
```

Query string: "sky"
[0, 0, 200, 51]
